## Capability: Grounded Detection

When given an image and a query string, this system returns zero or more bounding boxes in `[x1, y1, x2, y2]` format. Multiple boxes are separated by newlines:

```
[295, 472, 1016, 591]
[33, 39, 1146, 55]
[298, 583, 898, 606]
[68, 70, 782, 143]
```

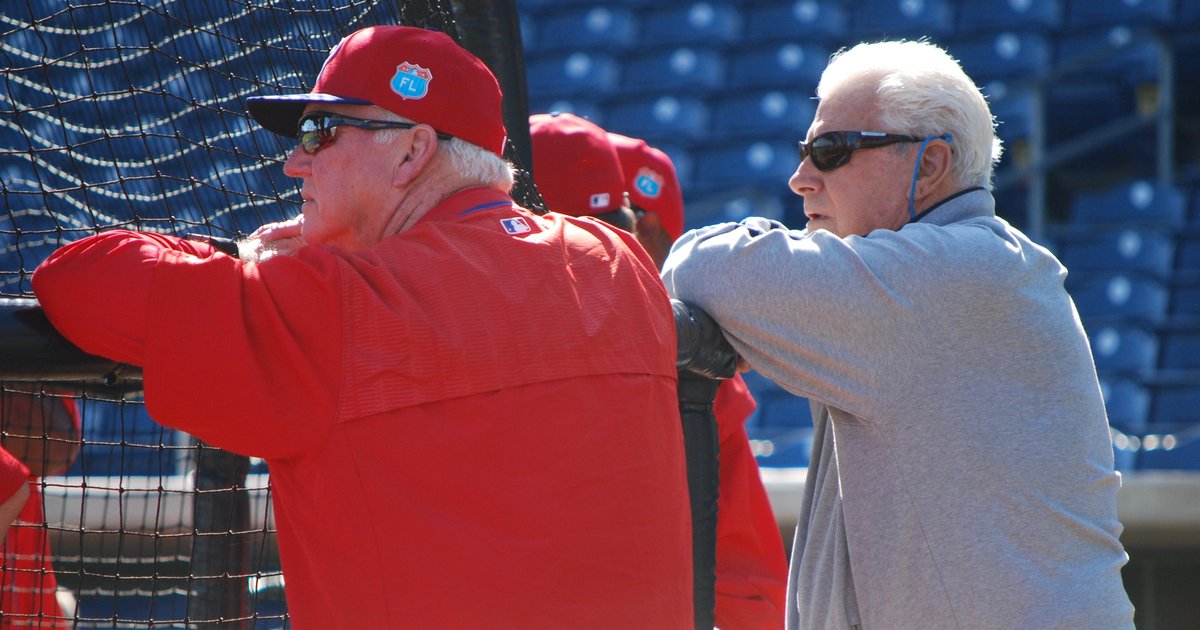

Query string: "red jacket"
[713, 375, 788, 629]
[34, 188, 693, 629]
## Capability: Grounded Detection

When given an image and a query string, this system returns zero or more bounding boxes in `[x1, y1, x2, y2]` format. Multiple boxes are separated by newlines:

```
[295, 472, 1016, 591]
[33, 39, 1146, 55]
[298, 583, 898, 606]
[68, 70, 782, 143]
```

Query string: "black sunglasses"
[798, 130, 923, 171]
[297, 111, 453, 155]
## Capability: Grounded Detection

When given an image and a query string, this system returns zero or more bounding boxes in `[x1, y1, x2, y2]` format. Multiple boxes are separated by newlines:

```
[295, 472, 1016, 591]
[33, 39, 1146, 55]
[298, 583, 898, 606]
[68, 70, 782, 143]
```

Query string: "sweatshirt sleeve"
[33, 230, 343, 459]
[661, 219, 978, 419]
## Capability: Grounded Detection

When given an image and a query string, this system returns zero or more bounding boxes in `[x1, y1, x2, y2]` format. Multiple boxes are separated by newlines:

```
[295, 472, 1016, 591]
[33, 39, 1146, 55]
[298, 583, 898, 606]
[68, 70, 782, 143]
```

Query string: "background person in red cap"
[528, 113, 636, 233]
[611, 132, 788, 630]
[34, 25, 693, 629]
[0, 390, 82, 628]
[531, 115, 787, 629]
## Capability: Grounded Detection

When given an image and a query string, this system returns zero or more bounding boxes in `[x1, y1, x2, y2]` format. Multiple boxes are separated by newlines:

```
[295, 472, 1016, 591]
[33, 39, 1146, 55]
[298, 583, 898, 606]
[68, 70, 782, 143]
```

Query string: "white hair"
[817, 40, 1003, 190]
[375, 114, 515, 192]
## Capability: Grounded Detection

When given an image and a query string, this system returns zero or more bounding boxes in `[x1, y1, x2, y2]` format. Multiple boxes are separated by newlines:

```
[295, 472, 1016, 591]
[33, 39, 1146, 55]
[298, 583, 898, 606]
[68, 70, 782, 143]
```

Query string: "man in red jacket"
[0, 391, 81, 628]
[530, 114, 788, 629]
[33, 25, 692, 629]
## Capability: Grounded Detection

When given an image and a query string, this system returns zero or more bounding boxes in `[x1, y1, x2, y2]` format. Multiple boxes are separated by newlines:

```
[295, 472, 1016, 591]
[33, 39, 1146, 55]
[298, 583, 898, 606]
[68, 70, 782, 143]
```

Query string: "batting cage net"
[1, 1, 534, 626]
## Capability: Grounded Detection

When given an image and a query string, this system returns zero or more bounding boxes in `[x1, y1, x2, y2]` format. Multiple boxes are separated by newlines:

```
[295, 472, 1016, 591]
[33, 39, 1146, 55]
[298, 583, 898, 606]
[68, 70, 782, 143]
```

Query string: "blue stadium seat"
[1068, 180, 1188, 228]
[743, 0, 850, 44]
[757, 391, 813, 429]
[1056, 27, 1163, 87]
[1159, 329, 1200, 371]
[1176, 232, 1200, 271]
[1181, 0, 1200, 26]
[1056, 227, 1175, 278]
[1137, 435, 1200, 470]
[957, 0, 1063, 34]
[1044, 81, 1134, 145]
[849, 0, 956, 39]
[747, 426, 813, 468]
[1170, 279, 1200, 320]
[727, 42, 828, 91]
[529, 98, 605, 126]
[621, 46, 726, 95]
[1064, 0, 1175, 31]
[1071, 273, 1169, 325]
[532, 6, 638, 53]
[1085, 323, 1159, 374]
[708, 90, 815, 141]
[692, 140, 799, 194]
[983, 81, 1036, 141]
[525, 51, 621, 99]
[1100, 376, 1150, 433]
[639, 2, 742, 47]
[65, 401, 180, 478]
[605, 95, 710, 143]
[949, 31, 1052, 83]
[1149, 383, 1200, 426]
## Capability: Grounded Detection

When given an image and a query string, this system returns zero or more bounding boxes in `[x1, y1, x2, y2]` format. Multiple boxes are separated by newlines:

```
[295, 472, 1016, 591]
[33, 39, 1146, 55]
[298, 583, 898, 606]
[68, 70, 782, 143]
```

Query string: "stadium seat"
[1159, 328, 1200, 372]
[726, 42, 828, 91]
[948, 31, 1052, 83]
[1085, 323, 1159, 375]
[621, 46, 726, 95]
[1044, 81, 1134, 145]
[528, 98, 604, 126]
[708, 90, 815, 141]
[65, 401, 181, 478]
[983, 81, 1036, 141]
[1064, 0, 1175, 31]
[638, 2, 742, 47]
[1149, 383, 1200, 426]
[1170, 277, 1200, 318]
[605, 95, 710, 143]
[1056, 27, 1164, 87]
[1137, 435, 1200, 470]
[757, 391, 814, 429]
[743, 0, 850, 45]
[1100, 376, 1151, 433]
[849, 0, 956, 39]
[1071, 273, 1169, 325]
[956, 0, 1063, 34]
[532, 5, 638, 53]
[683, 188, 790, 231]
[1056, 227, 1175, 278]
[1181, 0, 1200, 27]
[747, 426, 813, 468]
[692, 140, 799, 194]
[1176, 232, 1200, 271]
[1068, 180, 1188, 228]
[525, 51, 621, 99]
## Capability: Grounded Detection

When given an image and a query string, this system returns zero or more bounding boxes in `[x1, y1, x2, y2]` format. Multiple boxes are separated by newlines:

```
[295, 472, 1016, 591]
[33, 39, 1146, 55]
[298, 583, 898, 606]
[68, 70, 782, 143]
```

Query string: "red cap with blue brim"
[247, 25, 507, 156]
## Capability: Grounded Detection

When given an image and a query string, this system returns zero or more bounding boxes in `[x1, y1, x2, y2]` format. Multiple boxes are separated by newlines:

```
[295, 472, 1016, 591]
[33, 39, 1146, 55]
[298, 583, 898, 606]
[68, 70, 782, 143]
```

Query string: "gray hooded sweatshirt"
[661, 189, 1134, 630]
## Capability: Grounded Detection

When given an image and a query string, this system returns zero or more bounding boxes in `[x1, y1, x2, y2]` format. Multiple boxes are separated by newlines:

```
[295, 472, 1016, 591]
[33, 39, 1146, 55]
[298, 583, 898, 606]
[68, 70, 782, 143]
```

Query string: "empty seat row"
[519, 0, 1200, 55]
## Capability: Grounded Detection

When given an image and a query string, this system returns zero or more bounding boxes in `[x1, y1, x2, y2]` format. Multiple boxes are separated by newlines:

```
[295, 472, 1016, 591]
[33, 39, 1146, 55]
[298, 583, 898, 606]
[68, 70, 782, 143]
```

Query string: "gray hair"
[817, 40, 1003, 190]
[376, 115, 515, 192]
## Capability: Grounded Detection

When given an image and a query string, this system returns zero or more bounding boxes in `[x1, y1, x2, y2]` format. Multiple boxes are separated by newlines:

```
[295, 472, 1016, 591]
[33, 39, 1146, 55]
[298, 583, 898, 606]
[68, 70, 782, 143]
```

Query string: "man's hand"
[239, 215, 306, 262]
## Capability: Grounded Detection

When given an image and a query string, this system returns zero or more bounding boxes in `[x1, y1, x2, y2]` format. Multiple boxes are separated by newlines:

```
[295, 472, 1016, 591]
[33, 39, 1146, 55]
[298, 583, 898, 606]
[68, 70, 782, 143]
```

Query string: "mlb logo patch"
[500, 217, 531, 235]
[634, 168, 663, 198]
[391, 62, 432, 100]
[589, 193, 611, 209]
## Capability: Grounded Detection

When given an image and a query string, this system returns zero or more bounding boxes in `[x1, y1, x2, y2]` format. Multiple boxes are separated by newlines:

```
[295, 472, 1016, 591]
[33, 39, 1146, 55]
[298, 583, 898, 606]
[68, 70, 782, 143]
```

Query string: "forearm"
[32, 230, 217, 365]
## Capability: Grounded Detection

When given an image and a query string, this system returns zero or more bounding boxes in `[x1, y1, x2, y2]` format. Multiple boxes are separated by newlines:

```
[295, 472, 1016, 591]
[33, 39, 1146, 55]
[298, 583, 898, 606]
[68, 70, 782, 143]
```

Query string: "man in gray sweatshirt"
[661, 40, 1135, 630]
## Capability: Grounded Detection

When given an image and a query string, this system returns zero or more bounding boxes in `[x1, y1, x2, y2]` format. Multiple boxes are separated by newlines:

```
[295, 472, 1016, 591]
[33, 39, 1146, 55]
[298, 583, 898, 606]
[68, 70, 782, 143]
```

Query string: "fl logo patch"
[634, 167, 663, 198]
[391, 62, 432, 99]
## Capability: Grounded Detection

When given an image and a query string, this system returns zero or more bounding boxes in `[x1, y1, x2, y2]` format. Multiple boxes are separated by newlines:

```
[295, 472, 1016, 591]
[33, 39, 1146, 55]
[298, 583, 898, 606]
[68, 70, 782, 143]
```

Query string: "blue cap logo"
[634, 168, 663, 199]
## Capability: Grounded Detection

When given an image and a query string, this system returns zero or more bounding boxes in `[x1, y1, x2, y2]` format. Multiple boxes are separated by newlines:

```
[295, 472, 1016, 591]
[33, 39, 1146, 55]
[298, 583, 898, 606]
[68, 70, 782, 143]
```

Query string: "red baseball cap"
[530, 113, 625, 217]
[247, 26, 507, 156]
[608, 132, 685, 241]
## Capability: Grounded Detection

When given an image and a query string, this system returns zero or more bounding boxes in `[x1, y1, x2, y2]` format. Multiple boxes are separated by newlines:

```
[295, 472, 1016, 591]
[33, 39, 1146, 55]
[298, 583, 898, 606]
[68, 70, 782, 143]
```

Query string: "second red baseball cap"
[608, 132, 685, 241]
[247, 26, 507, 156]
[530, 113, 625, 217]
